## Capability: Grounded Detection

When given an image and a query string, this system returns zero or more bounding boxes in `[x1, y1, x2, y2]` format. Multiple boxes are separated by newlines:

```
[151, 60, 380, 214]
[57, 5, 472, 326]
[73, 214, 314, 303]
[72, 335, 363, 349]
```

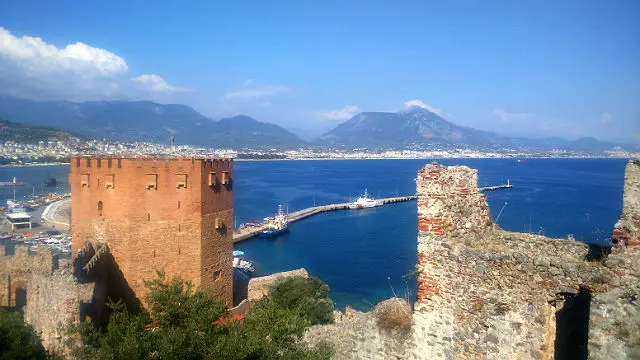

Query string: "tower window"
[107, 159, 112, 168]
[146, 174, 157, 190]
[221, 171, 230, 185]
[213, 270, 222, 282]
[178, 201, 181, 209]
[80, 174, 90, 188]
[86, 158, 91, 168]
[97, 201, 103, 216]
[176, 174, 187, 189]
[105, 174, 115, 189]
[97, 159, 101, 168]
[208, 172, 217, 186]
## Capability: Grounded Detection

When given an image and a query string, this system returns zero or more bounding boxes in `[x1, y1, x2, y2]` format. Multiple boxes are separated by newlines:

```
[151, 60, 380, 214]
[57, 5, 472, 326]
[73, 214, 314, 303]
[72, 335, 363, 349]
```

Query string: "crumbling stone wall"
[0, 245, 54, 307]
[25, 271, 93, 354]
[589, 159, 640, 359]
[413, 163, 614, 359]
[306, 162, 637, 359]
[0, 245, 93, 355]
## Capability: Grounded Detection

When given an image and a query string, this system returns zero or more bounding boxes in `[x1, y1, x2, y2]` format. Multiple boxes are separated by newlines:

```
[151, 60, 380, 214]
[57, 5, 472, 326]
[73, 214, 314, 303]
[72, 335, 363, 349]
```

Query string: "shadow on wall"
[555, 286, 591, 360]
[15, 287, 27, 310]
[74, 244, 141, 326]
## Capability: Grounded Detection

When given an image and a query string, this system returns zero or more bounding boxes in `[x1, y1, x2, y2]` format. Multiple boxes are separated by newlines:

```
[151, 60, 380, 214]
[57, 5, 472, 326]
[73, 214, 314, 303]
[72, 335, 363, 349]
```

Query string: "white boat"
[348, 189, 383, 209]
[232, 250, 256, 274]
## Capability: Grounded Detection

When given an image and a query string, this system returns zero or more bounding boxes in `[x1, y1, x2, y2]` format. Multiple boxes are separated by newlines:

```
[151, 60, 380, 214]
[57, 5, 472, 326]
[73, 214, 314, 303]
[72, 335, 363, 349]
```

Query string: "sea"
[0, 158, 628, 310]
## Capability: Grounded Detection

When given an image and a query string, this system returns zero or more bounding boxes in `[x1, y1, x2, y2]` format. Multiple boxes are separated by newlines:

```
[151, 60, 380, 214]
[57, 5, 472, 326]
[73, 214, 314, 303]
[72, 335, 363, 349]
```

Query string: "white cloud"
[492, 108, 536, 123]
[0, 27, 127, 77]
[600, 112, 613, 124]
[403, 99, 444, 117]
[318, 105, 359, 120]
[243, 78, 253, 85]
[133, 74, 192, 93]
[0, 26, 190, 99]
[223, 84, 291, 101]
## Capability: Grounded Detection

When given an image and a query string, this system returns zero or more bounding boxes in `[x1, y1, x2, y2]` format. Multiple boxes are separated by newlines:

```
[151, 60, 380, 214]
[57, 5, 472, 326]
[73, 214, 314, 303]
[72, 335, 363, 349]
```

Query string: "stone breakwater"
[305, 160, 639, 359]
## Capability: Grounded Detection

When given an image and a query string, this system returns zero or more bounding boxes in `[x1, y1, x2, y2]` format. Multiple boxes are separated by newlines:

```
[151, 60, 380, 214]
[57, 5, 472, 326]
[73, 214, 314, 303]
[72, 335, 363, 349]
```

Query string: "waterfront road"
[42, 198, 71, 228]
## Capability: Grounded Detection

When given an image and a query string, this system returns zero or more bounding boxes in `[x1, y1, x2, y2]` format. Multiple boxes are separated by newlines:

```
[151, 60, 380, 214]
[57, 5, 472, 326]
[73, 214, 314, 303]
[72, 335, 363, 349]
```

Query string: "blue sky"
[0, 1, 638, 141]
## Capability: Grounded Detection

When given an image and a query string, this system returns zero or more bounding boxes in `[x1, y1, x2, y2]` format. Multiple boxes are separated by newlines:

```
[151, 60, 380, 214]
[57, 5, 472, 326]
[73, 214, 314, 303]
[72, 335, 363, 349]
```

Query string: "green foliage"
[268, 277, 335, 325]
[0, 308, 45, 360]
[66, 271, 333, 360]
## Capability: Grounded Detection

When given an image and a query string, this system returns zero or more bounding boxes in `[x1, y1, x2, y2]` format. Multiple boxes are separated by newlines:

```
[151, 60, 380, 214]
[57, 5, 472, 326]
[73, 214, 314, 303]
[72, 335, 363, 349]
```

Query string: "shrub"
[66, 271, 333, 360]
[268, 276, 335, 325]
[0, 308, 46, 360]
[373, 298, 412, 333]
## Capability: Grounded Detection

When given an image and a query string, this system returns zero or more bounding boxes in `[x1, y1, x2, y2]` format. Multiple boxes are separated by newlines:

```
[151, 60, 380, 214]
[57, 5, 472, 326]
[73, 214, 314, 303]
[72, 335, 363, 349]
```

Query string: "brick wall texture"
[70, 157, 234, 306]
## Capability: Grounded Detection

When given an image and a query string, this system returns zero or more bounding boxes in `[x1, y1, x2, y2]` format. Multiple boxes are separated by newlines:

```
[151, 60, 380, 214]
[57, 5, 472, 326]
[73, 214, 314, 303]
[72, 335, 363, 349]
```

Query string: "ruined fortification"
[306, 160, 639, 359]
[0, 246, 93, 353]
[70, 156, 234, 306]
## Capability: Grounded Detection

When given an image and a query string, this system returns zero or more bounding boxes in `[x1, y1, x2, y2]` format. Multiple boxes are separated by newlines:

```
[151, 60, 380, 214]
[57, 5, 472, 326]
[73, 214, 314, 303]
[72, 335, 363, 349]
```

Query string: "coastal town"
[0, 137, 637, 165]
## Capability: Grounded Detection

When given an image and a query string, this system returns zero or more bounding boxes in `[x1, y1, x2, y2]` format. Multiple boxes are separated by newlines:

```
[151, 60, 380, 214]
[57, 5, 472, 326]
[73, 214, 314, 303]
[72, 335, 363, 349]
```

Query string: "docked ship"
[348, 189, 383, 209]
[260, 205, 289, 237]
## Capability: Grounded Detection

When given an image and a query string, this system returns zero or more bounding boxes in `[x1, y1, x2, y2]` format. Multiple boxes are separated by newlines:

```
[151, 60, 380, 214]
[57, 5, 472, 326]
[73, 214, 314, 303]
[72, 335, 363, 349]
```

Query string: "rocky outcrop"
[247, 268, 308, 302]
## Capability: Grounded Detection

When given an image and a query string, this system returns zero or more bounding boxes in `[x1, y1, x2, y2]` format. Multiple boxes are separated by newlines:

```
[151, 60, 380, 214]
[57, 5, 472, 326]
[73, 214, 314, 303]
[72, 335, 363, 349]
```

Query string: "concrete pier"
[233, 195, 417, 243]
[479, 179, 512, 192]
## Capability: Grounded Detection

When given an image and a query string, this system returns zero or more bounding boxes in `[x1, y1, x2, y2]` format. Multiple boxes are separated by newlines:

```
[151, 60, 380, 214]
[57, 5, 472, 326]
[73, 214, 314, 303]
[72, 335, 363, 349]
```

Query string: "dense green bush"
[268, 277, 335, 325]
[0, 308, 46, 360]
[66, 271, 333, 360]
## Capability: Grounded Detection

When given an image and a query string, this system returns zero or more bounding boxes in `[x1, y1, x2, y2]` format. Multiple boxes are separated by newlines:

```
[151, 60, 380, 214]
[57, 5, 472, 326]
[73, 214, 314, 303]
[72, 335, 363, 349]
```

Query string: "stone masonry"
[305, 161, 639, 359]
[0, 245, 93, 354]
[70, 156, 234, 306]
[588, 160, 640, 359]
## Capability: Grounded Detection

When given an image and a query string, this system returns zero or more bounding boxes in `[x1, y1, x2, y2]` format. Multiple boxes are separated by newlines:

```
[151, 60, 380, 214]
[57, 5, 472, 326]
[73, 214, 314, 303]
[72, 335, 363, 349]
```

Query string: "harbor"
[233, 195, 417, 242]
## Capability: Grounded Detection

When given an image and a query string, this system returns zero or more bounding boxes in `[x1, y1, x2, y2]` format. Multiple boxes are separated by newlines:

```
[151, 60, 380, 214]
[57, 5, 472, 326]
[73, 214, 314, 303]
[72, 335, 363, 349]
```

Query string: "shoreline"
[0, 162, 69, 168]
[0, 157, 633, 167]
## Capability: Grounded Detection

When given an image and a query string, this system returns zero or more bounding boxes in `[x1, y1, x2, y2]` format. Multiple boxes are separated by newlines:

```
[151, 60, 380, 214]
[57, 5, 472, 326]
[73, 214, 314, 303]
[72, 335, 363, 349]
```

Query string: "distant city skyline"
[0, 1, 638, 142]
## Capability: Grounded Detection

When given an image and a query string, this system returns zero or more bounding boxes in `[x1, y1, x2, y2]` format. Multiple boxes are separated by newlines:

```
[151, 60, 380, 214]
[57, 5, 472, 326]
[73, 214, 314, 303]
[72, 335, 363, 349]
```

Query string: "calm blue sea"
[233, 158, 627, 310]
[0, 159, 627, 310]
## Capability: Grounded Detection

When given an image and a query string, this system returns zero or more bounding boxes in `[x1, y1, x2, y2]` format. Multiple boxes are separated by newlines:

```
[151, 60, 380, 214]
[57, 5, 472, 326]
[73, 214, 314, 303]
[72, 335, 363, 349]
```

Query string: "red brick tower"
[70, 156, 233, 306]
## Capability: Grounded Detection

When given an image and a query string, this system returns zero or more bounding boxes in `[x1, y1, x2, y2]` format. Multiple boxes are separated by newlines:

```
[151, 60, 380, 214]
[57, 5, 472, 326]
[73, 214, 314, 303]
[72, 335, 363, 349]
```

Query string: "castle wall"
[413, 163, 613, 359]
[588, 159, 640, 359]
[0, 245, 53, 307]
[70, 157, 233, 306]
[0, 245, 93, 355]
[305, 161, 639, 359]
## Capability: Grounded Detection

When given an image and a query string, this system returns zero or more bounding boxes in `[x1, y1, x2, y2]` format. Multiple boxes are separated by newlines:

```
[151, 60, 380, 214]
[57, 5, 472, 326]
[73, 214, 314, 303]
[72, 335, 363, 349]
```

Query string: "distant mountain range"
[317, 107, 624, 151]
[0, 118, 80, 144]
[0, 95, 305, 149]
[0, 95, 629, 152]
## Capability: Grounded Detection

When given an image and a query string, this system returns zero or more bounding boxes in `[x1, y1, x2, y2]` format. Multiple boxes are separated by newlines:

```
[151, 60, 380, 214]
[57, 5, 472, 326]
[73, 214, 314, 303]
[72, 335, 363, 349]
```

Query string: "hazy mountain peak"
[0, 96, 305, 149]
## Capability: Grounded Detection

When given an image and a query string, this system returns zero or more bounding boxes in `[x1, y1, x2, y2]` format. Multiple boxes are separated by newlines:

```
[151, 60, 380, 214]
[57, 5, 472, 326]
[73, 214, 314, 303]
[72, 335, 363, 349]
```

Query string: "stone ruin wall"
[0, 245, 93, 354]
[588, 159, 640, 359]
[413, 162, 636, 359]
